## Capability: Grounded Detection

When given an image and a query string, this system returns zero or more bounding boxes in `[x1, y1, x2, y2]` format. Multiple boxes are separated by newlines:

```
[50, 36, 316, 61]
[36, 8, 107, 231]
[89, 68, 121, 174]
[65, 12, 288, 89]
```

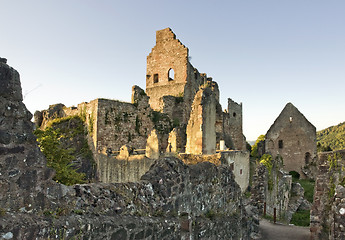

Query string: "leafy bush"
[260, 154, 273, 190]
[34, 116, 86, 186]
[251, 135, 265, 158]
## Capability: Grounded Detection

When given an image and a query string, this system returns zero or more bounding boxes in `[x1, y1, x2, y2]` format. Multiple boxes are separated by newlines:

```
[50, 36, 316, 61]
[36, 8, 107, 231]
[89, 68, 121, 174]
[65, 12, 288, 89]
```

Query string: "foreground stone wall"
[250, 158, 296, 223]
[96, 154, 155, 183]
[180, 150, 250, 192]
[0, 59, 67, 214]
[310, 150, 345, 239]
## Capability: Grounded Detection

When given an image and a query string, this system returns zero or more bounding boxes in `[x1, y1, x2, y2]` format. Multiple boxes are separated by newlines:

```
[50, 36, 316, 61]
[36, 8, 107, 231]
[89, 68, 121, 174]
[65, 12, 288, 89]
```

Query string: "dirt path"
[259, 219, 311, 240]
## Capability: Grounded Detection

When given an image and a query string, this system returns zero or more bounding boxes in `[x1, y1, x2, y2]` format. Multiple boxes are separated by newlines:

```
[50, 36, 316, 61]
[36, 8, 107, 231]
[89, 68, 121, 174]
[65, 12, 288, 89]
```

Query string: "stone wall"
[0, 59, 258, 239]
[250, 157, 294, 222]
[96, 154, 155, 183]
[146, 28, 189, 111]
[180, 150, 250, 192]
[145, 28, 209, 132]
[185, 86, 217, 155]
[225, 98, 246, 150]
[35, 86, 157, 183]
[310, 150, 345, 239]
[221, 151, 250, 192]
[265, 102, 317, 177]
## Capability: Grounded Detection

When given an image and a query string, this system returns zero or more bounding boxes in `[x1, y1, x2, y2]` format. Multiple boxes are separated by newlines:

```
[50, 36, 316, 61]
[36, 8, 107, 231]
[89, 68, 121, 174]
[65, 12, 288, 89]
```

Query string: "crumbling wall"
[223, 98, 246, 150]
[0, 59, 73, 214]
[221, 151, 250, 192]
[35, 86, 156, 183]
[185, 86, 217, 155]
[310, 150, 345, 240]
[0, 58, 257, 239]
[96, 154, 155, 183]
[250, 158, 293, 222]
[145, 28, 205, 128]
[146, 28, 190, 111]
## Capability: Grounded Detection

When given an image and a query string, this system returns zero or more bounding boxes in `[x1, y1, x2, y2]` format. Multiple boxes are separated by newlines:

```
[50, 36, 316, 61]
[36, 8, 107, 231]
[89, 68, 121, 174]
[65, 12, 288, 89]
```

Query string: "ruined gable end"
[146, 28, 190, 111]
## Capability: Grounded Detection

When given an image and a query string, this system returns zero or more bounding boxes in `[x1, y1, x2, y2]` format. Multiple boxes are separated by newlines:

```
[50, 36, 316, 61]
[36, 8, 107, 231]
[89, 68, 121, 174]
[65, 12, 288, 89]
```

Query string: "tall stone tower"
[223, 98, 246, 150]
[146, 28, 205, 125]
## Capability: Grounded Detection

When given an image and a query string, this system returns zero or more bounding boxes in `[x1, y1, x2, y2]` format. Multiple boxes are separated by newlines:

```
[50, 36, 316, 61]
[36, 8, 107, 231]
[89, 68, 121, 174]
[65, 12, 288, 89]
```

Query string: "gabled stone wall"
[265, 102, 317, 177]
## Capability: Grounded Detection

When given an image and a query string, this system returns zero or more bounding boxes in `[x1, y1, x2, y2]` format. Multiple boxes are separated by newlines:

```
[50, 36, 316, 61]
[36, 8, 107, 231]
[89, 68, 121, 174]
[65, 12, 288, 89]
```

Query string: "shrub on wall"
[251, 135, 265, 158]
[34, 116, 86, 185]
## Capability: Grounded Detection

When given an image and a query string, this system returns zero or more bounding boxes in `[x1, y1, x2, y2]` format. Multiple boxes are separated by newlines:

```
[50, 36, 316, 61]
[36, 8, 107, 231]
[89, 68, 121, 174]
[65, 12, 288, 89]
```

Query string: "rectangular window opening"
[154, 74, 159, 83]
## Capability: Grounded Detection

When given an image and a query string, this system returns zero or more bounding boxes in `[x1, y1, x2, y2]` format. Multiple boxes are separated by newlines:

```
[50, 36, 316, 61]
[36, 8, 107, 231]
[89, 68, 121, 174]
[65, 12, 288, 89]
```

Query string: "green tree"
[251, 134, 265, 158]
[35, 122, 86, 185]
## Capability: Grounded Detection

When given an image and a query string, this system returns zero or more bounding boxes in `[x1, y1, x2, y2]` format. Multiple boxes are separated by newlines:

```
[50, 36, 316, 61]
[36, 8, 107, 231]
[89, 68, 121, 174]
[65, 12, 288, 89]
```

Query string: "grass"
[290, 209, 310, 227]
[295, 178, 315, 203]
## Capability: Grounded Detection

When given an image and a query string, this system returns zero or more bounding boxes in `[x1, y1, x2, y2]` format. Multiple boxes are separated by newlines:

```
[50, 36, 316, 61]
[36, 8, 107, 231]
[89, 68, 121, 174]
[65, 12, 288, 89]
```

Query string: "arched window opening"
[168, 68, 174, 81]
[233, 112, 237, 117]
[154, 74, 159, 83]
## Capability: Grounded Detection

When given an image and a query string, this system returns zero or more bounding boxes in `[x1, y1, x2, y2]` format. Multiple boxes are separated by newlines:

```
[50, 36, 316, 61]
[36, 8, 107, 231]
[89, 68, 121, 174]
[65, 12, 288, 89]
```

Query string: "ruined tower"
[224, 98, 246, 150]
[146, 28, 206, 125]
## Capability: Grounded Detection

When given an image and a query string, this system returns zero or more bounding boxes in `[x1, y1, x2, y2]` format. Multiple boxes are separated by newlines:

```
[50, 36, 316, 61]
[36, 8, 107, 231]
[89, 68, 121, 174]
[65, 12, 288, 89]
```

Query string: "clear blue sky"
[1, 1, 345, 141]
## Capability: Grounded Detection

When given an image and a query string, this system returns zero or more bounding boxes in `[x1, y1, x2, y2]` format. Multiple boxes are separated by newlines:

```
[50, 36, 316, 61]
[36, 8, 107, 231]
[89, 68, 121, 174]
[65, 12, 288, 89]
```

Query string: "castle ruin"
[35, 28, 250, 191]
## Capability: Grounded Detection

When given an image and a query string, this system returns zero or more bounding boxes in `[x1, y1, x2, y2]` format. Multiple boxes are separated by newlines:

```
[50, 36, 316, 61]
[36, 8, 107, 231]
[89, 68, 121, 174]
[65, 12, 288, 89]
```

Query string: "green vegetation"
[251, 135, 265, 158]
[88, 112, 94, 135]
[317, 122, 345, 152]
[328, 153, 339, 171]
[290, 209, 310, 227]
[151, 111, 172, 134]
[290, 171, 315, 203]
[298, 179, 315, 203]
[172, 118, 180, 128]
[260, 154, 273, 190]
[289, 171, 300, 180]
[260, 154, 273, 174]
[34, 116, 87, 185]
[175, 96, 184, 104]
[43, 208, 68, 218]
[0, 208, 6, 216]
[204, 209, 216, 220]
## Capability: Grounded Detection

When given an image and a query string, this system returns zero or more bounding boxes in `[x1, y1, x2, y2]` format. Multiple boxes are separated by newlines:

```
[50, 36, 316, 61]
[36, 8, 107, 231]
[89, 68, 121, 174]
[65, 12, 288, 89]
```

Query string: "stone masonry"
[0, 58, 259, 239]
[185, 86, 217, 155]
[34, 28, 250, 190]
[265, 102, 317, 177]
[310, 150, 345, 240]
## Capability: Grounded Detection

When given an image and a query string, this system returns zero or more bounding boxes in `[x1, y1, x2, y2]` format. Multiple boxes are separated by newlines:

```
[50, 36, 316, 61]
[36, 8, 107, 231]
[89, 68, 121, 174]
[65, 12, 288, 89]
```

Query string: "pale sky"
[1, 1, 345, 141]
